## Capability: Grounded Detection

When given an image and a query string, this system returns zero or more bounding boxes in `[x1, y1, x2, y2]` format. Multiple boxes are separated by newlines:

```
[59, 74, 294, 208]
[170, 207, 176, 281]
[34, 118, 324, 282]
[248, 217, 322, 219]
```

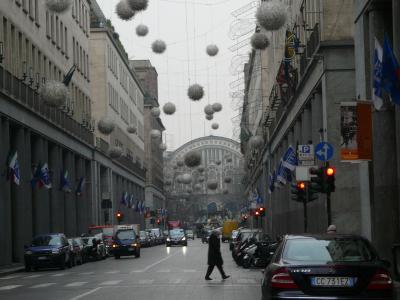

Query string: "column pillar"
[49, 144, 63, 232]
[64, 151, 76, 236]
[311, 93, 323, 144]
[0, 117, 12, 265]
[76, 157, 85, 233]
[302, 106, 312, 144]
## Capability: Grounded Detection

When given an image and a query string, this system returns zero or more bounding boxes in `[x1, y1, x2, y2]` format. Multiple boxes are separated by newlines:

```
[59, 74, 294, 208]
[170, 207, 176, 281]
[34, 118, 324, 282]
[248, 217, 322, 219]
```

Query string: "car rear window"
[116, 230, 136, 240]
[283, 238, 376, 264]
[32, 235, 62, 246]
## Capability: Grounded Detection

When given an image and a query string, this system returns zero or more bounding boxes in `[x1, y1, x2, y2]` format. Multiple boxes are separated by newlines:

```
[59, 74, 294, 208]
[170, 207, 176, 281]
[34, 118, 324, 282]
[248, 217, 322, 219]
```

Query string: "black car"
[139, 230, 150, 248]
[166, 229, 187, 247]
[24, 233, 72, 271]
[112, 229, 140, 259]
[68, 238, 84, 266]
[262, 234, 394, 300]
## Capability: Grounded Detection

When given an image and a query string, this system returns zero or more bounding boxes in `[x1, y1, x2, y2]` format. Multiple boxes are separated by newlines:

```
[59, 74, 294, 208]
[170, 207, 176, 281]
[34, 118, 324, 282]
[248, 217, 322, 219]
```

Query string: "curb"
[0, 265, 24, 277]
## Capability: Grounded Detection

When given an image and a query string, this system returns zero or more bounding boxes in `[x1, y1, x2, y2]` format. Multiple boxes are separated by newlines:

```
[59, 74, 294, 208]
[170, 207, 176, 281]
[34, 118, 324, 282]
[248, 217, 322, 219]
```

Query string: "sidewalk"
[0, 263, 24, 277]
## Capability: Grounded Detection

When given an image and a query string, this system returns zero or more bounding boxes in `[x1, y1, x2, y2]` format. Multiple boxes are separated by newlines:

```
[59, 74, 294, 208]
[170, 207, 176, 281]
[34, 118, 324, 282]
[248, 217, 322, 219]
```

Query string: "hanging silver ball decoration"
[194, 184, 202, 191]
[136, 24, 149, 37]
[116, 0, 135, 21]
[173, 165, 178, 170]
[184, 151, 202, 168]
[165, 179, 172, 186]
[206, 44, 219, 57]
[176, 175, 183, 183]
[127, 0, 148, 11]
[197, 166, 205, 173]
[207, 180, 218, 190]
[109, 146, 123, 159]
[223, 189, 229, 195]
[187, 188, 193, 194]
[198, 177, 205, 183]
[212, 102, 223, 113]
[151, 107, 161, 117]
[97, 117, 116, 135]
[226, 157, 233, 163]
[224, 176, 232, 184]
[127, 125, 137, 134]
[251, 32, 270, 50]
[150, 129, 161, 139]
[152, 40, 167, 54]
[211, 123, 219, 130]
[40, 80, 70, 108]
[256, 1, 287, 31]
[45, 0, 72, 13]
[215, 160, 222, 166]
[204, 104, 214, 115]
[206, 114, 213, 121]
[249, 135, 264, 149]
[188, 84, 204, 101]
[177, 160, 184, 167]
[159, 143, 167, 151]
[181, 173, 192, 184]
[163, 102, 176, 115]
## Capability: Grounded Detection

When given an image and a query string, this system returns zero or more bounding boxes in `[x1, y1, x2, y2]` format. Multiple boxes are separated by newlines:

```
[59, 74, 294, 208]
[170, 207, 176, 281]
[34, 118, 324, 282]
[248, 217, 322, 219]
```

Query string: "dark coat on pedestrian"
[208, 232, 223, 266]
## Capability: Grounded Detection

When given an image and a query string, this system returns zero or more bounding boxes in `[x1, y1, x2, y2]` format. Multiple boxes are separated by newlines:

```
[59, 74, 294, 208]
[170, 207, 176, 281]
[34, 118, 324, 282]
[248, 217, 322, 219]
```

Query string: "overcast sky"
[97, 0, 255, 150]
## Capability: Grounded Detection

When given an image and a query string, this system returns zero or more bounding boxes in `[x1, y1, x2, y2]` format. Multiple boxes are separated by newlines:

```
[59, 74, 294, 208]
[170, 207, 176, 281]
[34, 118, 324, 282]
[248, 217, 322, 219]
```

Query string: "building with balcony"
[0, 0, 94, 266]
[241, 0, 360, 238]
[89, 0, 146, 228]
[130, 60, 166, 227]
[163, 136, 245, 224]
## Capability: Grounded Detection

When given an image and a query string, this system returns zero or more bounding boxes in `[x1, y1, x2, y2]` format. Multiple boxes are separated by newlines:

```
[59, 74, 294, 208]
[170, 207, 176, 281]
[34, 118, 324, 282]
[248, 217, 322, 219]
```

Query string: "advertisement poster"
[340, 102, 358, 160]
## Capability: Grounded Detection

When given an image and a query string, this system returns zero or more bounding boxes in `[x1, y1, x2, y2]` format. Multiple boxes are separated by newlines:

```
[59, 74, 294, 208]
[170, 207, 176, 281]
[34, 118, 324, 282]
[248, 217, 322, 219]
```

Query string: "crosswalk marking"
[30, 283, 56, 288]
[170, 279, 182, 284]
[0, 285, 22, 290]
[138, 279, 154, 284]
[183, 269, 196, 273]
[24, 274, 42, 279]
[65, 282, 88, 287]
[237, 279, 257, 284]
[105, 271, 120, 274]
[52, 273, 67, 277]
[130, 270, 144, 273]
[157, 269, 170, 273]
[100, 280, 122, 285]
[0, 275, 20, 280]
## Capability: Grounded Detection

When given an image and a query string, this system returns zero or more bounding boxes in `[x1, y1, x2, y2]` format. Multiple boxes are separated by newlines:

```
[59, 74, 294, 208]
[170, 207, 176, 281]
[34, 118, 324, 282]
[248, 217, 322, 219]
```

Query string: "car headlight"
[51, 249, 60, 254]
[112, 244, 118, 248]
[132, 243, 138, 247]
[25, 250, 32, 255]
[182, 237, 186, 241]
[166, 238, 170, 241]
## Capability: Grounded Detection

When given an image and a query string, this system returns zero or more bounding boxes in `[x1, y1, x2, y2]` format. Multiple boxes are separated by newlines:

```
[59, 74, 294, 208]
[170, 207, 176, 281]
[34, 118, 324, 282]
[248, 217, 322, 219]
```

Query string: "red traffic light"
[326, 167, 336, 176]
[116, 211, 122, 218]
[255, 210, 260, 216]
[297, 182, 306, 190]
[259, 207, 265, 212]
[156, 219, 161, 225]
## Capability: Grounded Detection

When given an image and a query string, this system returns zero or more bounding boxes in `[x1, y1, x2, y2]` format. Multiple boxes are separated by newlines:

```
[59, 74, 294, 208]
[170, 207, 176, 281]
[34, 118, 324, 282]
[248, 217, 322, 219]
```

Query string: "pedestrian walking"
[205, 230, 230, 280]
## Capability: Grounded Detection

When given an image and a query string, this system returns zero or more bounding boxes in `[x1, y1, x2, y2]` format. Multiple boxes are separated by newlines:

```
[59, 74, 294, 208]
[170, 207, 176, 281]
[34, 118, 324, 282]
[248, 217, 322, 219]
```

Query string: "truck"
[221, 220, 239, 242]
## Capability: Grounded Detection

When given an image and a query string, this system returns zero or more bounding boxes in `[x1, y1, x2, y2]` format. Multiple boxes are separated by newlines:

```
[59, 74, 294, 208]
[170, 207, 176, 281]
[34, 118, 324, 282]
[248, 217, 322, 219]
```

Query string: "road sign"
[298, 145, 314, 161]
[315, 142, 334, 161]
[299, 160, 315, 166]
[295, 166, 316, 181]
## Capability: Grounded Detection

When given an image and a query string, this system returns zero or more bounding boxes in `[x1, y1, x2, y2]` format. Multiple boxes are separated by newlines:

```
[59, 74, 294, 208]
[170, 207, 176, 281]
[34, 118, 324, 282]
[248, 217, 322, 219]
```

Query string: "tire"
[242, 258, 252, 269]
[114, 255, 120, 259]
[59, 256, 66, 270]
[67, 256, 73, 268]
[71, 256, 76, 267]
[77, 255, 82, 265]
[135, 249, 140, 258]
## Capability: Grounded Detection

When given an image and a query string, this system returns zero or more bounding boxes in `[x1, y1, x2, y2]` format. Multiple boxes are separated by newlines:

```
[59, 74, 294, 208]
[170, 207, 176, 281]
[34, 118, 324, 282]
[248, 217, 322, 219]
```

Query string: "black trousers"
[206, 264, 226, 278]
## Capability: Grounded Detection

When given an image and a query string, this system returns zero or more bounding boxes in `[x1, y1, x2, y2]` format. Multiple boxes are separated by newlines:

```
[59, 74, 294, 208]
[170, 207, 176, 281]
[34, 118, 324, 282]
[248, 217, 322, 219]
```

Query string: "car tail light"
[367, 269, 393, 290]
[270, 268, 299, 289]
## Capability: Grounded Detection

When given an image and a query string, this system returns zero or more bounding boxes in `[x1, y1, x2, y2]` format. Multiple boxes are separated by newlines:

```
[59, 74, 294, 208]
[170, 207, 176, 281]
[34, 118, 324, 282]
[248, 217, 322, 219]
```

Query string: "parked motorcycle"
[242, 241, 275, 268]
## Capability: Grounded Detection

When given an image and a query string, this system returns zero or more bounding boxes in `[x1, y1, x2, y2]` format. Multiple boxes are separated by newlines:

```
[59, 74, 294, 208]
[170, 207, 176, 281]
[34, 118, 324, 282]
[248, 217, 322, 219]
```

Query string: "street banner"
[340, 102, 358, 160]
[282, 146, 298, 171]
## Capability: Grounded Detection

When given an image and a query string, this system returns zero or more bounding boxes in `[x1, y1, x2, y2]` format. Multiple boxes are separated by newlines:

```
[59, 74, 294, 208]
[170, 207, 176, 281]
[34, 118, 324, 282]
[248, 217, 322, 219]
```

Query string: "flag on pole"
[120, 192, 128, 206]
[76, 177, 85, 196]
[268, 173, 275, 194]
[129, 194, 135, 209]
[140, 201, 145, 214]
[38, 163, 51, 189]
[59, 170, 71, 192]
[31, 163, 42, 188]
[254, 188, 264, 204]
[276, 161, 287, 185]
[282, 146, 298, 171]
[8, 151, 20, 185]
[135, 200, 140, 213]
[382, 34, 400, 105]
[373, 38, 384, 110]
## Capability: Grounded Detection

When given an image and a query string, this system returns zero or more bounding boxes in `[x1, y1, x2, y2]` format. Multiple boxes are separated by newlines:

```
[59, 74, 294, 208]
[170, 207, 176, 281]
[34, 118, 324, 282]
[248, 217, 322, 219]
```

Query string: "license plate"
[38, 256, 47, 260]
[311, 277, 355, 287]
[128, 247, 134, 251]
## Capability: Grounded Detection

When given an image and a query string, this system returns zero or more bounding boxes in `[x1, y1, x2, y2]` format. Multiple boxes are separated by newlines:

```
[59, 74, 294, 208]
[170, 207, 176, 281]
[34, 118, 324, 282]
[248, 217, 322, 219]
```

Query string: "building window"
[64, 27, 68, 57]
[45, 11, 50, 37]
[22, 0, 27, 13]
[50, 13, 54, 42]
[60, 22, 64, 52]
[29, 0, 34, 19]
[72, 37, 75, 64]
[55, 16, 59, 48]
[34, 0, 39, 24]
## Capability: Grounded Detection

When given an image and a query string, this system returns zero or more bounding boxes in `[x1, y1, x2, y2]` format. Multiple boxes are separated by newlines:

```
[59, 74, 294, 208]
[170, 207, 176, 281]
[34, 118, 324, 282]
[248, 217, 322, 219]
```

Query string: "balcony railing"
[114, 155, 146, 179]
[0, 66, 94, 145]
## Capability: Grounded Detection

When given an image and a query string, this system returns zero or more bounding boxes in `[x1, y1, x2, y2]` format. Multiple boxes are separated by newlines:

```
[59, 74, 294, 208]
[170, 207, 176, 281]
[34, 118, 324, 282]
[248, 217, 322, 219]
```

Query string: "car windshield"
[32, 235, 62, 247]
[283, 238, 377, 264]
[170, 229, 184, 238]
[186, 230, 193, 234]
[116, 230, 136, 240]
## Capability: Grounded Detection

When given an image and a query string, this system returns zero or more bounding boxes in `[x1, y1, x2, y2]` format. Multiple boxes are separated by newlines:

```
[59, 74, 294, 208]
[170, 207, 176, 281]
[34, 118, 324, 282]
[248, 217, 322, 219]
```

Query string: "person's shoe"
[222, 275, 230, 280]
[205, 276, 213, 280]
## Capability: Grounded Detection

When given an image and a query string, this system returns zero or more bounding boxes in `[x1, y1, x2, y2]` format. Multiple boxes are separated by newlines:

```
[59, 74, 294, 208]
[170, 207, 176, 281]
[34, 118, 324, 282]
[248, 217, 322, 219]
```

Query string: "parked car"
[112, 228, 140, 259]
[68, 238, 84, 266]
[186, 229, 195, 240]
[146, 230, 157, 246]
[139, 230, 150, 248]
[82, 236, 107, 261]
[166, 229, 187, 247]
[261, 234, 394, 300]
[24, 233, 72, 271]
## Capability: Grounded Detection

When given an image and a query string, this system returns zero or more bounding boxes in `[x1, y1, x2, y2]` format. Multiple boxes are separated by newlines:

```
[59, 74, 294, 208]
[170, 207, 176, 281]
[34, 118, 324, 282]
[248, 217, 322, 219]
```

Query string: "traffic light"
[255, 209, 260, 217]
[325, 166, 336, 193]
[310, 167, 325, 193]
[258, 207, 266, 217]
[291, 181, 306, 202]
[156, 219, 161, 225]
[116, 211, 123, 224]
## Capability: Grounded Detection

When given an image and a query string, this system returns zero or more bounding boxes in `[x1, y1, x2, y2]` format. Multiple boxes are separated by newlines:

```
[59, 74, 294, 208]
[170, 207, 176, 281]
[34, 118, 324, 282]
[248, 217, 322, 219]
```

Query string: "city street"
[0, 240, 261, 300]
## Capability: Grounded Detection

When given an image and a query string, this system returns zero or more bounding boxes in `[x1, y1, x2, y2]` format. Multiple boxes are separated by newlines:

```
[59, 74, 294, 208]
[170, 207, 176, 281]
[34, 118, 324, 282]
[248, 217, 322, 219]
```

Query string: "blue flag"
[59, 170, 71, 192]
[373, 38, 384, 110]
[135, 201, 140, 213]
[282, 146, 298, 171]
[382, 35, 400, 105]
[268, 173, 275, 194]
[76, 177, 85, 196]
[8, 151, 20, 185]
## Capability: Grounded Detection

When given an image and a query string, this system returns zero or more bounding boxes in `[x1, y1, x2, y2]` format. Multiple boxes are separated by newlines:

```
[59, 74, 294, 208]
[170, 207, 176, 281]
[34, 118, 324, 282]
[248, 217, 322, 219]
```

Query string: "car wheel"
[67, 256, 73, 268]
[114, 255, 120, 259]
[135, 249, 141, 258]
[25, 264, 31, 272]
[72, 256, 76, 267]
[59, 256, 66, 270]
[77, 255, 82, 265]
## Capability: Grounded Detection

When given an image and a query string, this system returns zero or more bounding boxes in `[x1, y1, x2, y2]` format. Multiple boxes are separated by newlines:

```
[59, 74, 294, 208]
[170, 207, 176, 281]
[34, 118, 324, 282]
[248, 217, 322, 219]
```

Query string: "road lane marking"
[30, 283, 56, 288]
[141, 251, 180, 272]
[0, 275, 21, 280]
[237, 279, 257, 284]
[105, 271, 120, 274]
[100, 280, 122, 285]
[24, 275, 42, 279]
[0, 285, 22, 290]
[183, 269, 196, 273]
[138, 279, 154, 284]
[68, 287, 102, 300]
[170, 279, 182, 284]
[78, 272, 94, 275]
[52, 273, 67, 277]
[65, 282, 88, 287]
[157, 269, 170, 273]
[130, 270, 144, 273]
